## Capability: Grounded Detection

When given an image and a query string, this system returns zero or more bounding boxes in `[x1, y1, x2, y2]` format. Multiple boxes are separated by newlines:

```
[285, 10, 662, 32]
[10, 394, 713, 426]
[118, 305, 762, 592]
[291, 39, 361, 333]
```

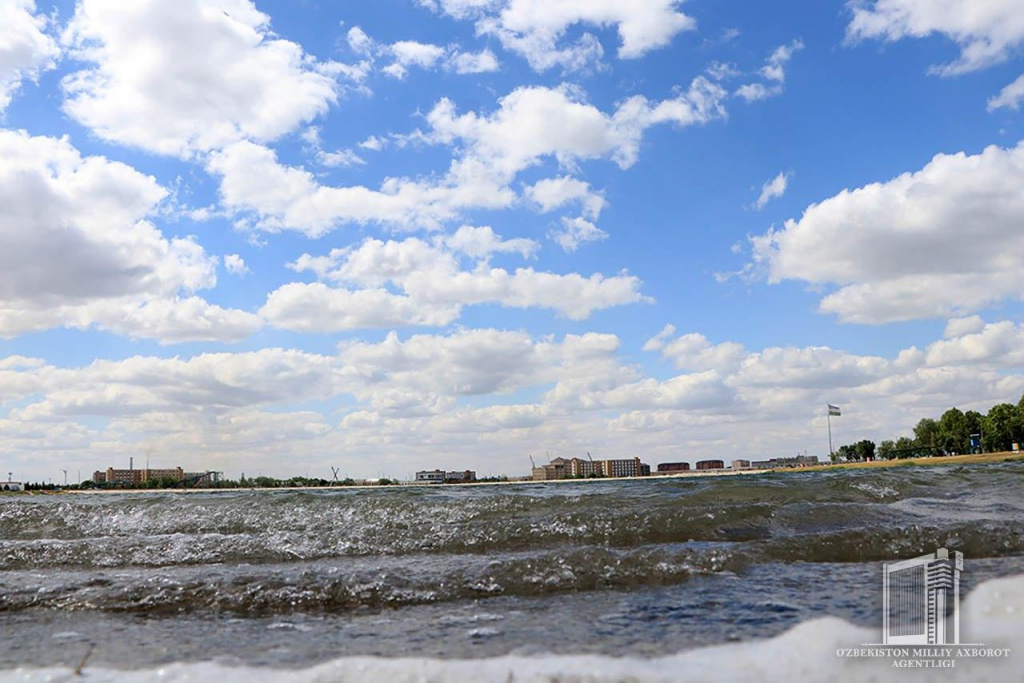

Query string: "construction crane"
[529, 454, 536, 469]
[587, 452, 594, 462]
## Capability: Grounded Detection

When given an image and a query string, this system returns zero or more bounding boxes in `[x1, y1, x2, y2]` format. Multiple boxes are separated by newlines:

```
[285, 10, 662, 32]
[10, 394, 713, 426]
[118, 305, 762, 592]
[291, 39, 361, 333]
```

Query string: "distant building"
[532, 457, 649, 480]
[732, 459, 751, 469]
[568, 458, 602, 478]
[93, 467, 184, 485]
[184, 471, 222, 486]
[657, 462, 690, 472]
[415, 470, 445, 484]
[445, 470, 476, 483]
[532, 458, 570, 481]
[696, 459, 725, 470]
[750, 456, 820, 470]
[1, 481, 24, 491]
[602, 458, 649, 478]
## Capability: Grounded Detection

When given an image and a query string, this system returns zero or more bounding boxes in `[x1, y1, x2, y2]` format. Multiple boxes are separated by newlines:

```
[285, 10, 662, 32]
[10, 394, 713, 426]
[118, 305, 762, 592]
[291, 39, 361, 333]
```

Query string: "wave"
[3, 573, 1021, 682]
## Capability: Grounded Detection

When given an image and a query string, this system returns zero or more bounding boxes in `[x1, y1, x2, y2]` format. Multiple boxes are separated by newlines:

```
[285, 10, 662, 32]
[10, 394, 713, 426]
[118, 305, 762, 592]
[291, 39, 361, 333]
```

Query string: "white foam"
[4, 574, 1022, 683]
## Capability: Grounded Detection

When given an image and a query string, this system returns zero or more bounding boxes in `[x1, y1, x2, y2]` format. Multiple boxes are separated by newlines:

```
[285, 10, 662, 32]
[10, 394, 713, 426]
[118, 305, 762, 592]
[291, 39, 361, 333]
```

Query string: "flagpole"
[827, 406, 833, 457]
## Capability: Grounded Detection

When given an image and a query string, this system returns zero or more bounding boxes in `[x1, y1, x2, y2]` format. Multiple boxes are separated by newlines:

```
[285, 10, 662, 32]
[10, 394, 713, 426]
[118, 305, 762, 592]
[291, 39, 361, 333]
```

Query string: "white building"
[1, 481, 24, 491]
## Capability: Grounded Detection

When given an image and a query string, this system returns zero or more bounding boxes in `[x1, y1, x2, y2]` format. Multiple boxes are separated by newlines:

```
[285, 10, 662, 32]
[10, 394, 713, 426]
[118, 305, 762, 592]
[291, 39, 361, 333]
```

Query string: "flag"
[828, 404, 841, 417]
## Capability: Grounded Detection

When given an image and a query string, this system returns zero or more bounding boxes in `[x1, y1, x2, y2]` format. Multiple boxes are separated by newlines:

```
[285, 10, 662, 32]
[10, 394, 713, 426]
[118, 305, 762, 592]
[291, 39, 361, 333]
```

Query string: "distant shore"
[7, 450, 1022, 496]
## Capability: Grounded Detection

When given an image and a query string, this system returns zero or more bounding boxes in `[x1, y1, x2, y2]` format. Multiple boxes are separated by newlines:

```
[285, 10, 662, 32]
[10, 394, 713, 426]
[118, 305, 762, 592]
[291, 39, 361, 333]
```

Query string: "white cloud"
[448, 48, 500, 73]
[525, 176, 606, 219]
[345, 26, 500, 79]
[427, 78, 727, 176]
[988, 73, 1024, 111]
[209, 80, 726, 235]
[423, 0, 696, 72]
[384, 40, 446, 79]
[644, 325, 747, 372]
[943, 315, 986, 339]
[549, 216, 608, 252]
[924, 320, 1024, 367]
[61, 0, 347, 157]
[224, 254, 249, 276]
[263, 234, 646, 332]
[260, 283, 460, 332]
[755, 171, 790, 209]
[734, 39, 803, 102]
[749, 142, 1024, 323]
[444, 225, 538, 259]
[8, 320, 1024, 478]
[359, 135, 388, 151]
[206, 140, 500, 236]
[0, 129, 259, 343]
[848, 0, 1024, 75]
[0, 0, 59, 111]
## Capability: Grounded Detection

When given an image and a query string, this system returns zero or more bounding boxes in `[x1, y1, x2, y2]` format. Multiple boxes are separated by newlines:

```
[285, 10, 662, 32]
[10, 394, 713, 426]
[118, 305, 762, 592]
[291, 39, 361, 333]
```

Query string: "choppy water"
[1, 462, 1023, 676]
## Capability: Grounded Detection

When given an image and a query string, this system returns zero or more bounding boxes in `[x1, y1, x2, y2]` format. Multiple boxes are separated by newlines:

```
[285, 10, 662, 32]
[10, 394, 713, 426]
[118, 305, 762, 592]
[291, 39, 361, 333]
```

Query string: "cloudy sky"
[2, 0, 1024, 482]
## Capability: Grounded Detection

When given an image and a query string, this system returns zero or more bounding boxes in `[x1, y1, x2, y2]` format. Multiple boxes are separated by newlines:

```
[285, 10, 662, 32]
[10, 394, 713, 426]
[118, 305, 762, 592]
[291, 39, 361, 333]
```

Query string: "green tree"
[878, 439, 896, 460]
[894, 436, 917, 458]
[982, 403, 1024, 452]
[913, 418, 940, 449]
[854, 439, 876, 461]
[937, 407, 969, 455]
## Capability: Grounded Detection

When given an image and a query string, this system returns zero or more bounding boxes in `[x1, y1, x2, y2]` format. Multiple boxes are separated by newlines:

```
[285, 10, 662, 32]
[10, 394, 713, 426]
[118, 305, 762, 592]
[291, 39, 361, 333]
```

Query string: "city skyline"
[2, 0, 1024, 481]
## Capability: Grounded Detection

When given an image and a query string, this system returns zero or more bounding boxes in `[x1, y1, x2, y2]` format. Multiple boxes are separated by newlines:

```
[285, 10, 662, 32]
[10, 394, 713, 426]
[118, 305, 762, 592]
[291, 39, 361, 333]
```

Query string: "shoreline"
[9, 450, 1022, 496]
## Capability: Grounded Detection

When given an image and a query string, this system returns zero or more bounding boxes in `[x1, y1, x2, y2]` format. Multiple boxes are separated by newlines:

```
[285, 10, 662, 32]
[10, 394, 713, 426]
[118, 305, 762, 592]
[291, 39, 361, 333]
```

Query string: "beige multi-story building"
[532, 457, 650, 480]
[532, 458, 569, 480]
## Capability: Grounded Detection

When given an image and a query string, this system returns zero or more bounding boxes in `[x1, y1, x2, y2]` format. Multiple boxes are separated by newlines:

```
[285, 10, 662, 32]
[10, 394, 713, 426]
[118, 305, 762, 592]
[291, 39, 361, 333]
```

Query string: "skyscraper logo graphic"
[882, 547, 963, 645]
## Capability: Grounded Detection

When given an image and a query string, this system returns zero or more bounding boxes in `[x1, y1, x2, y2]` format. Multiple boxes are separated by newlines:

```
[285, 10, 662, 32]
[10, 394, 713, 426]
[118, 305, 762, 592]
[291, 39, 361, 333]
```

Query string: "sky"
[2, 0, 1024, 483]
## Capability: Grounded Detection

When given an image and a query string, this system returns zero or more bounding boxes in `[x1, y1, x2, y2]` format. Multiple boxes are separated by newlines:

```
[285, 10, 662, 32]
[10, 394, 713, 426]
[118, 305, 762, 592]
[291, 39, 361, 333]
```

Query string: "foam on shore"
[3, 573, 1020, 683]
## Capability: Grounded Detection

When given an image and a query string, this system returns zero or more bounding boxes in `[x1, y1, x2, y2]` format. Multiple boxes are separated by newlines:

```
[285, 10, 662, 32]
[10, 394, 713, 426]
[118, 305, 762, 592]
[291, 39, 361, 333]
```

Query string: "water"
[1, 462, 1023, 678]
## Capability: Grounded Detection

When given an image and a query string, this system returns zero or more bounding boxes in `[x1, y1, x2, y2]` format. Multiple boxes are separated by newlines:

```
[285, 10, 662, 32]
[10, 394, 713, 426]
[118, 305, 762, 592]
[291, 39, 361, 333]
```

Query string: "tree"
[913, 418, 940, 449]
[854, 439, 876, 461]
[937, 407, 969, 455]
[982, 403, 1024, 453]
[878, 439, 896, 460]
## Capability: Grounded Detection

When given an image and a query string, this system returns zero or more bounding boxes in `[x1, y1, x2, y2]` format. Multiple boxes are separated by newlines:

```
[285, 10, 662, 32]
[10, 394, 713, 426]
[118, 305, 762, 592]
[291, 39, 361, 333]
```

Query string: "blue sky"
[2, 0, 1024, 482]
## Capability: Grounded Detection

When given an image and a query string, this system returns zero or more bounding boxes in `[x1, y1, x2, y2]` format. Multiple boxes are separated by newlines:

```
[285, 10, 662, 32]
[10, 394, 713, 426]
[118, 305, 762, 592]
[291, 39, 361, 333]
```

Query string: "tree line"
[833, 393, 1024, 461]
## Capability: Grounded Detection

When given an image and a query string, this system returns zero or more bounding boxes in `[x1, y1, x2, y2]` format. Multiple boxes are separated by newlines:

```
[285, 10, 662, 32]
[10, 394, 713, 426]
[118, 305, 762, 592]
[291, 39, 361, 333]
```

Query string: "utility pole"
[61, 469, 67, 486]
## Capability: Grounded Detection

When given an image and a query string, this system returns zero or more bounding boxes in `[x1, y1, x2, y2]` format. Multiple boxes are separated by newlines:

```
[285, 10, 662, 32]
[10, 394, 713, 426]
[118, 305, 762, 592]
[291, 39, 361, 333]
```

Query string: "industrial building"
[1, 480, 24, 491]
[732, 459, 751, 469]
[657, 462, 690, 473]
[695, 459, 725, 470]
[531, 457, 650, 481]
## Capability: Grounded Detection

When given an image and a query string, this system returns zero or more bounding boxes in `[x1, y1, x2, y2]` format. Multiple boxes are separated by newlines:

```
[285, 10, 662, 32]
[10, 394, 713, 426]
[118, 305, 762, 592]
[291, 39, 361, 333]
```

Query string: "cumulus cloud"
[421, 0, 695, 72]
[549, 216, 608, 252]
[346, 25, 500, 79]
[754, 171, 790, 209]
[0, 129, 260, 342]
[848, 0, 1024, 75]
[223, 254, 249, 276]
[209, 80, 726, 235]
[525, 176, 606, 219]
[262, 233, 647, 331]
[749, 142, 1024, 323]
[0, 0, 59, 111]
[61, 0, 348, 157]
[7, 320, 1024, 478]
